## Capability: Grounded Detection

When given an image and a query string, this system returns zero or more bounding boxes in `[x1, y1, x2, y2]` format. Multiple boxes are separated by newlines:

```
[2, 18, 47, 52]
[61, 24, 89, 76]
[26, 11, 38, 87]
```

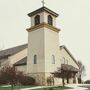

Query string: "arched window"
[35, 15, 40, 25]
[48, 15, 53, 25]
[52, 55, 55, 64]
[61, 57, 68, 64]
[34, 55, 37, 64]
[61, 57, 65, 64]
[65, 60, 68, 64]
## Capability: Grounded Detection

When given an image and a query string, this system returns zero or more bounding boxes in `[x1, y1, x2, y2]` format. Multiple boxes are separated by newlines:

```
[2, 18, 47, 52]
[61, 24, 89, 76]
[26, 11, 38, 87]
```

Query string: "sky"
[0, 0, 90, 80]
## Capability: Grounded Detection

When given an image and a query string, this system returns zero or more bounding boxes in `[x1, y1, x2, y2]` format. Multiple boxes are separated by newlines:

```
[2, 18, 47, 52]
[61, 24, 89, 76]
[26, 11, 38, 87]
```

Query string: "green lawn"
[54, 86, 72, 90]
[0, 86, 72, 90]
[35, 86, 72, 90]
[0, 85, 31, 90]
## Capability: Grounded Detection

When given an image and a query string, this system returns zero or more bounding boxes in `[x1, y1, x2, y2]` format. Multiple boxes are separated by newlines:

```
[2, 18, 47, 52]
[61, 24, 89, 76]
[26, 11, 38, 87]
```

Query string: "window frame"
[52, 55, 55, 64]
[35, 15, 40, 25]
[61, 57, 65, 64]
[33, 55, 37, 64]
[48, 15, 53, 25]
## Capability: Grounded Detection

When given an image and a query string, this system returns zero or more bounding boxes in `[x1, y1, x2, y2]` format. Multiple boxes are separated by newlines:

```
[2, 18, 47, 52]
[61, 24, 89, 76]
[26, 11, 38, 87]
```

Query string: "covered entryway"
[52, 64, 79, 85]
[61, 64, 79, 84]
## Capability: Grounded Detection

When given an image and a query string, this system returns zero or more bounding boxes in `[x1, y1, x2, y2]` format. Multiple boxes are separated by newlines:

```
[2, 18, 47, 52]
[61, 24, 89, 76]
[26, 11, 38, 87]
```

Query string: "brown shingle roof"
[0, 44, 27, 59]
[61, 64, 79, 72]
[28, 6, 59, 17]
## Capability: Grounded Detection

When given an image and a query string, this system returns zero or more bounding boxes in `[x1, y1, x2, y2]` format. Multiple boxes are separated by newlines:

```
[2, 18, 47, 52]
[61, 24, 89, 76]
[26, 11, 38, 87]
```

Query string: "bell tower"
[27, 6, 61, 85]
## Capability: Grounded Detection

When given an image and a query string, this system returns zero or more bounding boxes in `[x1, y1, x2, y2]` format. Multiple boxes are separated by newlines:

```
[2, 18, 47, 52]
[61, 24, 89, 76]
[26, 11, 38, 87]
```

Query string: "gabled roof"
[0, 44, 27, 59]
[60, 45, 79, 68]
[14, 57, 27, 66]
[61, 64, 79, 72]
[28, 6, 59, 17]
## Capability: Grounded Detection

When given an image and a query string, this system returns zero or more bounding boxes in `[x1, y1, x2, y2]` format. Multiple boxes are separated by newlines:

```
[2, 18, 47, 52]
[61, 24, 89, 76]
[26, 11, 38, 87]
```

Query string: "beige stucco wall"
[30, 12, 56, 27]
[8, 48, 27, 66]
[45, 72, 62, 86]
[15, 65, 27, 74]
[27, 26, 61, 73]
[28, 72, 46, 85]
[60, 48, 79, 69]
[27, 25, 61, 85]
[44, 27, 61, 72]
[0, 49, 27, 73]
[27, 27, 45, 73]
[28, 72, 62, 86]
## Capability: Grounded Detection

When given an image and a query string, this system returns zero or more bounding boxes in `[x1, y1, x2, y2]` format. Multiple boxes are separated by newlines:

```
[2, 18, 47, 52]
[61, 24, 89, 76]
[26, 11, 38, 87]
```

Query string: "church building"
[0, 6, 79, 86]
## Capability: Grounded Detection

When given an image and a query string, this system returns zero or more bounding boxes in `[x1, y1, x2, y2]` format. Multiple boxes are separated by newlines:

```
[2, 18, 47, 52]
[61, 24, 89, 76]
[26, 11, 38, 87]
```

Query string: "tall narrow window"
[48, 15, 53, 25]
[65, 60, 68, 64]
[34, 55, 37, 64]
[52, 55, 55, 64]
[35, 15, 40, 25]
[61, 57, 65, 64]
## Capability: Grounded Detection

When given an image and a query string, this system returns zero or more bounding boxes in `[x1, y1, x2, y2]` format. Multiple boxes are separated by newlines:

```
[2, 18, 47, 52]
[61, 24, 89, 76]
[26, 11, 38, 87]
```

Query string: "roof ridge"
[0, 43, 27, 52]
[28, 6, 59, 17]
[0, 43, 28, 59]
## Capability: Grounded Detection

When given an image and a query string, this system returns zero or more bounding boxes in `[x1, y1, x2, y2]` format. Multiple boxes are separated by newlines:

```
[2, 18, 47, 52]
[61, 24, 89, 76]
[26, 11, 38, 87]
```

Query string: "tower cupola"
[28, 7, 59, 27]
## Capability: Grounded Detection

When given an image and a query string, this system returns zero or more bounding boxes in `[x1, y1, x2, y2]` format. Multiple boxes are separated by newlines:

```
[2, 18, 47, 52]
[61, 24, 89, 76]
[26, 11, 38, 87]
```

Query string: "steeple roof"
[28, 6, 59, 17]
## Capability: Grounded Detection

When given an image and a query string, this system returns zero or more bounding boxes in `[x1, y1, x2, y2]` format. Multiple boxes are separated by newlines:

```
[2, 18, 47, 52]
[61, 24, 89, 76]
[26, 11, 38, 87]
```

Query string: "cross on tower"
[41, 0, 45, 7]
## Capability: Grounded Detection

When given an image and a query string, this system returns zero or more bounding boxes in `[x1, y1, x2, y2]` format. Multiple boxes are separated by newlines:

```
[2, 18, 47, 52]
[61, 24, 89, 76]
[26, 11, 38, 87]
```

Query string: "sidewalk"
[20, 84, 88, 90]
[66, 84, 88, 90]
[20, 86, 54, 90]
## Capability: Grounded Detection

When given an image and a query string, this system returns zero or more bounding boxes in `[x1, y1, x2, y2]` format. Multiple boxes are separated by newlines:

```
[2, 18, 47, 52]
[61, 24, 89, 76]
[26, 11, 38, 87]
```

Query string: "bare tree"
[77, 61, 86, 83]
[52, 63, 79, 86]
[0, 66, 24, 90]
[52, 67, 72, 86]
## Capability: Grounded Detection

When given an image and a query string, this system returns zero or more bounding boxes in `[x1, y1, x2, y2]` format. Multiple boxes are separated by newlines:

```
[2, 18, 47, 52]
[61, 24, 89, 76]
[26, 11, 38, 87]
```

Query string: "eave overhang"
[28, 6, 59, 17]
[26, 22, 60, 33]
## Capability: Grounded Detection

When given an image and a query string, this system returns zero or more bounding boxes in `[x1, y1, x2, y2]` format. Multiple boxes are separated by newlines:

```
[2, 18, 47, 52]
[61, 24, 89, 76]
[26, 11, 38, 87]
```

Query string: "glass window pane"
[52, 55, 55, 64]
[34, 55, 37, 64]
[35, 15, 40, 25]
[48, 15, 53, 25]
